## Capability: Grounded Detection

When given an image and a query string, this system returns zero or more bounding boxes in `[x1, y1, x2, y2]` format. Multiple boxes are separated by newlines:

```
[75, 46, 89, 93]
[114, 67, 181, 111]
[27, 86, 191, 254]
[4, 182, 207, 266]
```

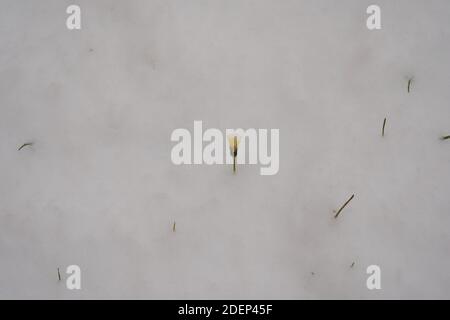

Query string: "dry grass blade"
[334, 194, 355, 219]
[407, 78, 413, 93]
[18, 142, 33, 151]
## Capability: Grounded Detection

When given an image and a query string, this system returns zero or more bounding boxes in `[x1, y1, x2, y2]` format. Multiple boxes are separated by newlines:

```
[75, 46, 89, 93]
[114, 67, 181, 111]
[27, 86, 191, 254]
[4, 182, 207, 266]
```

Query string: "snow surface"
[0, 0, 449, 299]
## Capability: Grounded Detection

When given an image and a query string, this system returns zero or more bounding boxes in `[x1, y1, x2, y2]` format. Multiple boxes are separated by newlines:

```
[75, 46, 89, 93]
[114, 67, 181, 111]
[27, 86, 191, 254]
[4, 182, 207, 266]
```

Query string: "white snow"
[0, 0, 449, 299]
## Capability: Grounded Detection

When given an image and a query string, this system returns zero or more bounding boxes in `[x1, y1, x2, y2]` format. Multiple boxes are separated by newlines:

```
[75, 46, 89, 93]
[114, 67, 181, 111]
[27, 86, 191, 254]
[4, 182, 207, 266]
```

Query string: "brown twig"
[57, 268, 61, 281]
[172, 222, 176, 232]
[382, 118, 387, 137]
[18, 142, 33, 151]
[334, 194, 355, 219]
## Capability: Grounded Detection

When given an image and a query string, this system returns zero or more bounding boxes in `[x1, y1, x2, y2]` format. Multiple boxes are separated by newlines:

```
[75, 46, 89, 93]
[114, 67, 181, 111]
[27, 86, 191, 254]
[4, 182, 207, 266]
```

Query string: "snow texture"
[0, 0, 449, 299]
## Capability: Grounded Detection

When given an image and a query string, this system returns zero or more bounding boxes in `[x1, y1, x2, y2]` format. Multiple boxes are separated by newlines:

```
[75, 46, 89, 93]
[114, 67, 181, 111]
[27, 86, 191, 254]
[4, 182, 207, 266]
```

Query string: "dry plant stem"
[382, 118, 387, 137]
[334, 194, 355, 219]
[441, 135, 450, 140]
[173, 222, 176, 232]
[57, 268, 61, 281]
[407, 79, 412, 93]
[233, 136, 237, 173]
[350, 262, 355, 268]
[18, 142, 33, 151]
